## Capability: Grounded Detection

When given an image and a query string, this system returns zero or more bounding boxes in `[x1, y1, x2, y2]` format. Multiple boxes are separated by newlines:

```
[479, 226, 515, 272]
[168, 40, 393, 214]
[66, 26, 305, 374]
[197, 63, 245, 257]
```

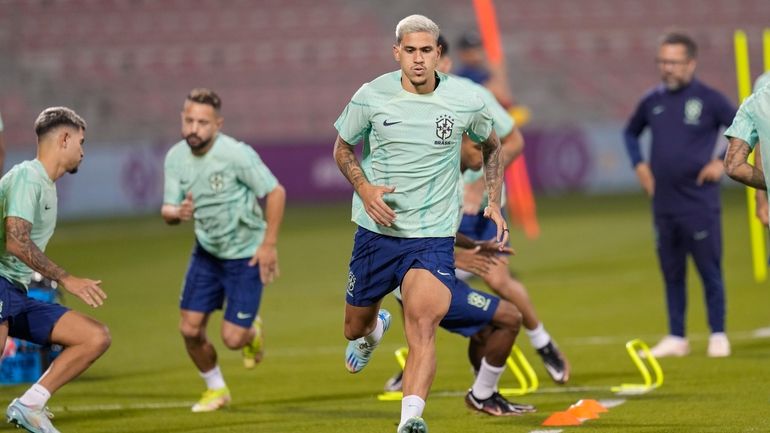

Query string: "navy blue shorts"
[394, 279, 500, 337]
[439, 281, 500, 337]
[0, 277, 68, 345]
[346, 227, 457, 307]
[180, 243, 263, 328]
[458, 211, 509, 243]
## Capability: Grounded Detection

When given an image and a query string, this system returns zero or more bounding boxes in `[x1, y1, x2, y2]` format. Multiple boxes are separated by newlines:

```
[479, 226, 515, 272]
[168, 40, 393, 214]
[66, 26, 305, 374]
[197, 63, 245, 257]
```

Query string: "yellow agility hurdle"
[611, 339, 664, 395]
[377, 345, 538, 401]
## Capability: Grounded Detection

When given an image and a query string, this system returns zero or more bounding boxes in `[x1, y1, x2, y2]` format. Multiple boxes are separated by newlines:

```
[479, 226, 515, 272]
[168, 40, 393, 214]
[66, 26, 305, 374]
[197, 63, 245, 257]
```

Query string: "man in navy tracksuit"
[623, 32, 736, 358]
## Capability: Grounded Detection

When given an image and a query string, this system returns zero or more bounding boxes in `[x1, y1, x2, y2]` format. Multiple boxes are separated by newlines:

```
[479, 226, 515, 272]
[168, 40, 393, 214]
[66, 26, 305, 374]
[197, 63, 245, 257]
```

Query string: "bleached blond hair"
[395, 15, 440, 44]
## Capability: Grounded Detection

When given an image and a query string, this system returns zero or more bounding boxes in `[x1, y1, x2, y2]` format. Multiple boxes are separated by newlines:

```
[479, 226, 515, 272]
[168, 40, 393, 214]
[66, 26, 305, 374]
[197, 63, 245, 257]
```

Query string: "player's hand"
[463, 178, 485, 215]
[359, 183, 396, 227]
[249, 243, 280, 285]
[696, 159, 725, 185]
[59, 275, 107, 308]
[179, 192, 194, 221]
[483, 203, 508, 249]
[635, 163, 655, 197]
[455, 246, 496, 276]
[475, 239, 515, 257]
[756, 191, 769, 226]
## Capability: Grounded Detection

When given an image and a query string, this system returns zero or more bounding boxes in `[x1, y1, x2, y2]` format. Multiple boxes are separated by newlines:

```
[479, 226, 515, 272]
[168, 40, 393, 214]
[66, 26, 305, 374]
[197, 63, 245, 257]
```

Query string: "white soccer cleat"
[707, 333, 731, 357]
[645, 335, 690, 358]
[345, 309, 391, 373]
[6, 398, 60, 433]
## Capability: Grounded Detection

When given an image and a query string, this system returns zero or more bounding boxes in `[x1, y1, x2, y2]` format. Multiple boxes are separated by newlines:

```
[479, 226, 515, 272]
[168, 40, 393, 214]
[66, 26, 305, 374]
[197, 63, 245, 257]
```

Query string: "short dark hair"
[438, 34, 449, 55]
[457, 31, 483, 50]
[186, 88, 222, 111]
[34, 107, 86, 138]
[660, 32, 698, 59]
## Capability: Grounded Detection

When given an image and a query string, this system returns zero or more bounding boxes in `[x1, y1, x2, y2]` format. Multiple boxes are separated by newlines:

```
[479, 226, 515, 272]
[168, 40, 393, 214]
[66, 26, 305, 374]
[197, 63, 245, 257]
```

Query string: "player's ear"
[393, 44, 400, 62]
[216, 115, 224, 129]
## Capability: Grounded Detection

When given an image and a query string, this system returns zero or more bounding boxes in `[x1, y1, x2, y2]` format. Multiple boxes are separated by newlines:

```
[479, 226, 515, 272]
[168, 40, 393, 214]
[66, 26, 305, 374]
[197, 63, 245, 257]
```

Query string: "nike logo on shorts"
[236, 312, 253, 320]
[437, 270, 452, 277]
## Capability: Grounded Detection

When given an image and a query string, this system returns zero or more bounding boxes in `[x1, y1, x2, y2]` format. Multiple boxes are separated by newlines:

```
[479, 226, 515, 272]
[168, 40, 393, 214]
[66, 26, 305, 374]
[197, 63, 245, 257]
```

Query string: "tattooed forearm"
[481, 131, 504, 206]
[333, 136, 368, 191]
[725, 138, 767, 190]
[5, 217, 69, 281]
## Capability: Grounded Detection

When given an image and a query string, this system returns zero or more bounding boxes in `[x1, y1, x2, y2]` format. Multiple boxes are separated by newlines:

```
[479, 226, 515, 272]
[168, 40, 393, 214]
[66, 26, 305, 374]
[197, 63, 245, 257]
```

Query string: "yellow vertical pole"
[733, 30, 767, 283]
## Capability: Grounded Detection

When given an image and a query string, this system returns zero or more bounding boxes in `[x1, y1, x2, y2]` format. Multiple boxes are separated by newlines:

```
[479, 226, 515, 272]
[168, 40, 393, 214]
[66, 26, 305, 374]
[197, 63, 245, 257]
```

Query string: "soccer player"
[623, 32, 736, 358]
[745, 72, 770, 225]
[334, 15, 507, 433]
[161, 88, 285, 412]
[384, 35, 569, 392]
[440, 35, 570, 384]
[724, 75, 770, 215]
[1, 107, 111, 433]
[391, 263, 535, 416]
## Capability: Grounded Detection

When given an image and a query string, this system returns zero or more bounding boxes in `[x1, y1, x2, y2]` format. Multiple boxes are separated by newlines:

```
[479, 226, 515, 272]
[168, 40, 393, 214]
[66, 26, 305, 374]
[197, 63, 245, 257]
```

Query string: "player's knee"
[221, 331, 248, 350]
[179, 321, 205, 341]
[495, 301, 522, 334]
[91, 323, 112, 355]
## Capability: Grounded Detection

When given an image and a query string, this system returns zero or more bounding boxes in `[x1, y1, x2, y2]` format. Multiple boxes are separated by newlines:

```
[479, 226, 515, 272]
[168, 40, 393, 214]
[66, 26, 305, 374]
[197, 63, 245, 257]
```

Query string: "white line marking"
[49, 401, 194, 412]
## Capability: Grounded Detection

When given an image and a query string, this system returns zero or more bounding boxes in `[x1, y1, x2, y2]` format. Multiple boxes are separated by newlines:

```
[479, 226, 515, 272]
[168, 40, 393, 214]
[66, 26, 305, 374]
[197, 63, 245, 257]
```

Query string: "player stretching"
[2, 107, 111, 433]
[334, 15, 506, 433]
[162, 89, 285, 412]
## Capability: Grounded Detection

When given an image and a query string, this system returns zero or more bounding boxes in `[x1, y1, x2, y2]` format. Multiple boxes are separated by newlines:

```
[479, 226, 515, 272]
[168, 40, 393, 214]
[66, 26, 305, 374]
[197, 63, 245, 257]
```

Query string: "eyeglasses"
[655, 58, 690, 66]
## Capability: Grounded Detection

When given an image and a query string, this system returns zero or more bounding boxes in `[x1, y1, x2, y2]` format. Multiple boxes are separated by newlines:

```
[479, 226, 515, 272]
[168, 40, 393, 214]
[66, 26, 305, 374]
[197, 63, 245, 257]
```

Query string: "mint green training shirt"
[163, 133, 278, 259]
[0, 160, 57, 289]
[334, 70, 495, 238]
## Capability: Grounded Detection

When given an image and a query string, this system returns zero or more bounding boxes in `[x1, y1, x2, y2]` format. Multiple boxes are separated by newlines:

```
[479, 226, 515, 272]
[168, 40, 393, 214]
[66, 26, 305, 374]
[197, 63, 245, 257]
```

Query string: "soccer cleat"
[707, 333, 730, 357]
[465, 391, 535, 416]
[6, 398, 60, 433]
[645, 335, 690, 358]
[397, 416, 428, 433]
[536, 340, 570, 384]
[384, 370, 404, 392]
[191, 387, 231, 413]
[243, 316, 264, 369]
[345, 309, 391, 373]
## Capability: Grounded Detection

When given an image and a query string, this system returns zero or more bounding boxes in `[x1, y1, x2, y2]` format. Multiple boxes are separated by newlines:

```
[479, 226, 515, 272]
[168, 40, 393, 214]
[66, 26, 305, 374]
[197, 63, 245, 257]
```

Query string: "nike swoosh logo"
[652, 106, 665, 115]
[693, 230, 709, 241]
[44, 205, 51, 210]
[437, 270, 451, 277]
[383, 120, 402, 126]
[236, 312, 253, 320]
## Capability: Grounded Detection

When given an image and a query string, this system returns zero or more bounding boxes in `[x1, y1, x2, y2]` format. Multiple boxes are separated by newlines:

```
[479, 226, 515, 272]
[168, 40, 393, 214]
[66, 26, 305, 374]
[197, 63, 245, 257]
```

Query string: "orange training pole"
[472, 0, 540, 239]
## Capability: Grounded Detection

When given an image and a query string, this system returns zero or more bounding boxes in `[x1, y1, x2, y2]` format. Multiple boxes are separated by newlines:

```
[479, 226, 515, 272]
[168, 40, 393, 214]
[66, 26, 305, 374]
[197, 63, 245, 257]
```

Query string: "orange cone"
[567, 404, 599, 420]
[576, 399, 608, 414]
[541, 411, 583, 426]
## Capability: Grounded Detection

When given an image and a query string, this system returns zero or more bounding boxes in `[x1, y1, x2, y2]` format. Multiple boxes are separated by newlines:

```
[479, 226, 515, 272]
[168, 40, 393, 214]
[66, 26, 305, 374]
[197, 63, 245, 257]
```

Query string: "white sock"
[200, 366, 226, 390]
[526, 322, 552, 350]
[364, 316, 384, 346]
[19, 384, 51, 409]
[399, 395, 425, 429]
[471, 358, 505, 400]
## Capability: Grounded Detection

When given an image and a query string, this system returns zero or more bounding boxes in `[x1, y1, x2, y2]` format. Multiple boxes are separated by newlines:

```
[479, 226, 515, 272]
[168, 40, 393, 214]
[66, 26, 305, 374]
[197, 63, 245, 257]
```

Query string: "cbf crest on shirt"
[334, 70, 494, 238]
[163, 133, 278, 259]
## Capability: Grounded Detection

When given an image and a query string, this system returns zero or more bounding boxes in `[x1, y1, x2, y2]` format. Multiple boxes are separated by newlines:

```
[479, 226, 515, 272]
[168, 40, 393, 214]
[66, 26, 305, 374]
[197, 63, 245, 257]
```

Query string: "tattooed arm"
[480, 130, 504, 208]
[5, 216, 107, 307]
[333, 135, 396, 226]
[478, 130, 509, 246]
[725, 137, 766, 190]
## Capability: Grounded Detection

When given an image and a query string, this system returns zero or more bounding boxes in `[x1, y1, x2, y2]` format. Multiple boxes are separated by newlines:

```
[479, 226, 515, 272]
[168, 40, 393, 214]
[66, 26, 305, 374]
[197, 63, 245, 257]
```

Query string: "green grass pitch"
[1, 189, 768, 432]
